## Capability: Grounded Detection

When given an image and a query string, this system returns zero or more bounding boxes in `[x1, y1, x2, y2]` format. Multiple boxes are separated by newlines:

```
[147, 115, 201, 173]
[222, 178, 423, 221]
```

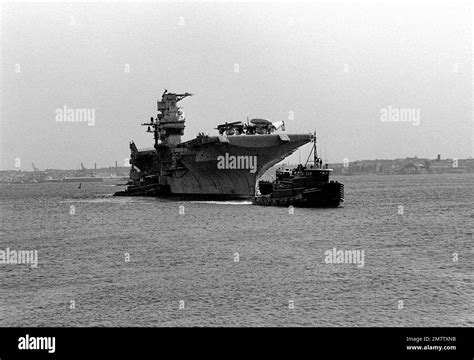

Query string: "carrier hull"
[115, 134, 311, 199]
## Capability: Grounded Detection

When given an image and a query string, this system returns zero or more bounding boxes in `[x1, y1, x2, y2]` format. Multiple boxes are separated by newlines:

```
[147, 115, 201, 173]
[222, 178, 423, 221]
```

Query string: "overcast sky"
[1, 1, 472, 170]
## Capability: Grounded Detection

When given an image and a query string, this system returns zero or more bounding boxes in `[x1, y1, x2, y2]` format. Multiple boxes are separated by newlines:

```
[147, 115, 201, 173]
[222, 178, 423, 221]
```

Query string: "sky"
[1, 0, 472, 170]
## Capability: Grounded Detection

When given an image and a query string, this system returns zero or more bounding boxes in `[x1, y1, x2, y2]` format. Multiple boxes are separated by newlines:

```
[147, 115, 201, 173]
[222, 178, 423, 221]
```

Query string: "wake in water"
[68, 193, 114, 200]
[62, 193, 135, 203]
[189, 200, 252, 205]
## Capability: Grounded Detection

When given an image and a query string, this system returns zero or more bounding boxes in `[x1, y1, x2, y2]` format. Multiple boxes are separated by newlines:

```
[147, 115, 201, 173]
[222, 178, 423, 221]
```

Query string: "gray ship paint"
[217, 153, 258, 173]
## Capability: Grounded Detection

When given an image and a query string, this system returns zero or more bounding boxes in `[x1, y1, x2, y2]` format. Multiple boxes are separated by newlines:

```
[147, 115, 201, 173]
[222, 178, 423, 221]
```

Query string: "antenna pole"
[314, 131, 318, 166]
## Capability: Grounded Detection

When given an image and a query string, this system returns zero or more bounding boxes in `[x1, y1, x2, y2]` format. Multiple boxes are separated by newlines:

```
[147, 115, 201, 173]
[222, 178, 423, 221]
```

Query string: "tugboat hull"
[253, 181, 344, 208]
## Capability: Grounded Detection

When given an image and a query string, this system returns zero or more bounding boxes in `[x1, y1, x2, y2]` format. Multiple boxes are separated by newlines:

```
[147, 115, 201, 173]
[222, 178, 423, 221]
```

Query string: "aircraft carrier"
[114, 91, 311, 199]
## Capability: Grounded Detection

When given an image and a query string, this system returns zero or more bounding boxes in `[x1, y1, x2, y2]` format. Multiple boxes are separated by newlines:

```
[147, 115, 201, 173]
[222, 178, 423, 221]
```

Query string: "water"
[0, 173, 472, 327]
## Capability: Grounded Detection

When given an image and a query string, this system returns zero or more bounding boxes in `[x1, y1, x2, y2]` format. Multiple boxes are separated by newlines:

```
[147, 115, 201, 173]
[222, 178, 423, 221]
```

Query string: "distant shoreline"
[2, 157, 474, 184]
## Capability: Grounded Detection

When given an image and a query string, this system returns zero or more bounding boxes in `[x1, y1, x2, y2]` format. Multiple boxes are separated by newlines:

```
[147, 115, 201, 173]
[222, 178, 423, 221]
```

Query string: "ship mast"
[313, 131, 318, 165]
[305, 131, 319, 168]
[141, 90, 193, 147]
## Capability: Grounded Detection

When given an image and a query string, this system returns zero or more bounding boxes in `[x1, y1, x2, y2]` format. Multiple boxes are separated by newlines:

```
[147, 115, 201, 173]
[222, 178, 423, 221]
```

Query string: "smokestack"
[94, 163, 97, 170]
[437, 154, 441, 161]
[115, 161, 118, 169]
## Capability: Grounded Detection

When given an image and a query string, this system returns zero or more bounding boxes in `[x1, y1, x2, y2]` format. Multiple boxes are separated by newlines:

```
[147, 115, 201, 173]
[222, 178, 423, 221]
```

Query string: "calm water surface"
[0, 173, 472, 326]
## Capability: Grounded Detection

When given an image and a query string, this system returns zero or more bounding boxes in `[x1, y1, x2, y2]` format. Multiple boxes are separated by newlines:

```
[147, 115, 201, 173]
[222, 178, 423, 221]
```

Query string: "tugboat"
[253, 133, 344, 207]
